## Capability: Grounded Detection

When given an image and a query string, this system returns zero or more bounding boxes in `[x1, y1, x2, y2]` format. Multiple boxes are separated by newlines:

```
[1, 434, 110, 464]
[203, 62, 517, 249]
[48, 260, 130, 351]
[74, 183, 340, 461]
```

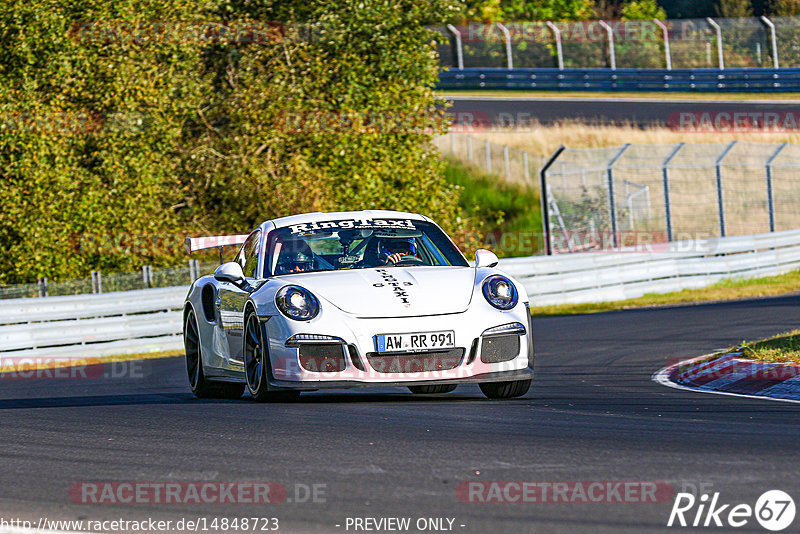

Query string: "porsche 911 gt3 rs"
[182, 210, 534, 401]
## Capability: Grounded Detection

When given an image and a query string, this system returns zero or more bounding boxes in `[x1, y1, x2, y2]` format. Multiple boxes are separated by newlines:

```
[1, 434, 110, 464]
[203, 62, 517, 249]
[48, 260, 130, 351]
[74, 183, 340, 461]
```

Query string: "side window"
[239, 231, 261, 278]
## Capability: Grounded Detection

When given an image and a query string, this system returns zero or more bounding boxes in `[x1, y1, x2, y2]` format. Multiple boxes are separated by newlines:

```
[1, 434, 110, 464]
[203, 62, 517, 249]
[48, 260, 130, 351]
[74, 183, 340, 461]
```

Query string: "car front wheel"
[479, 379, 531, 399]
[243, 310, 300, 403]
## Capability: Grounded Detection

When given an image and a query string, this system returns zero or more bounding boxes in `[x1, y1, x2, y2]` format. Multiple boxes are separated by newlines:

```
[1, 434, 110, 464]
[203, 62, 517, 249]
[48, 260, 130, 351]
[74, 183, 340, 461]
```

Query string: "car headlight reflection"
[482, 275, 518, 310]
[276, 285, 319, 321]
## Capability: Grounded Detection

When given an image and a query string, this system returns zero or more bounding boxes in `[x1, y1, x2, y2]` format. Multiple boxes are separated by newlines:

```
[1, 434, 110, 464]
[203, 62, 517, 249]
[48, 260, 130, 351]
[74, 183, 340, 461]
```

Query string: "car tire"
[479, 379, 531, 399]
[184, 309, 245, 399]
[408, 385, 457, 394]
[243, 309, 300, 403]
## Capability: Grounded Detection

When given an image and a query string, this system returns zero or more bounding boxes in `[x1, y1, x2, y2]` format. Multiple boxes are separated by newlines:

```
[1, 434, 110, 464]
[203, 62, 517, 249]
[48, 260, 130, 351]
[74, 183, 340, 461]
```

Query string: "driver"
[378, 236, 417, 265]
[275, 239, 315, 274]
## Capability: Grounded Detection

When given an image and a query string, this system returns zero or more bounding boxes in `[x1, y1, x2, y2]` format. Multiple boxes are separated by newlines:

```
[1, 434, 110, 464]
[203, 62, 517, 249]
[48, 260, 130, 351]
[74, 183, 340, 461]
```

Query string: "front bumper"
[263, 302, 534, 390]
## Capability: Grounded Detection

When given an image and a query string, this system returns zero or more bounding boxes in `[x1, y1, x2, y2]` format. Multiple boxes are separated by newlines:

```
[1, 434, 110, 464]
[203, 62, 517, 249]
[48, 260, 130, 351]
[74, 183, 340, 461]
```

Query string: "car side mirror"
[214, 261, 245, 284]
[474, 249, 499, 268]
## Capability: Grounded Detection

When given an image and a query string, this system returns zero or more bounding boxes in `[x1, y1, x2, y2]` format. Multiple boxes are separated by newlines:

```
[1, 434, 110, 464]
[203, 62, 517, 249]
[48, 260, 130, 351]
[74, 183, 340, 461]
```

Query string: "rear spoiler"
[184, 235, 249, 262]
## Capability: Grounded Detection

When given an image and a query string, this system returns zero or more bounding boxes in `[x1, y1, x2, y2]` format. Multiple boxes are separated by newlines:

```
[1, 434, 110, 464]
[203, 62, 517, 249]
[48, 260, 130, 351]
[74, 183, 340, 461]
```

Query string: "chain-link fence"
[0, 260, 218, 299]
[433, 17, 800, 70]
[434, 133, 543, 187]
[542, 141, 800, 253]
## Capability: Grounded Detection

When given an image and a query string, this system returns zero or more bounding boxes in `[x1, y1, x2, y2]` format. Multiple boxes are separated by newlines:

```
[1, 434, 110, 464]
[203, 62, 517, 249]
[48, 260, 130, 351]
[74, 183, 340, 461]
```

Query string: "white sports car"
[182, 210, 534, 401]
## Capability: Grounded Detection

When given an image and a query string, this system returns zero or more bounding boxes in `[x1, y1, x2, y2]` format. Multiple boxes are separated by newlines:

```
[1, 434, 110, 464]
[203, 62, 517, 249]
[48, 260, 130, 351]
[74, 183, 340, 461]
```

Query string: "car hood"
[278, 266, 475, 318]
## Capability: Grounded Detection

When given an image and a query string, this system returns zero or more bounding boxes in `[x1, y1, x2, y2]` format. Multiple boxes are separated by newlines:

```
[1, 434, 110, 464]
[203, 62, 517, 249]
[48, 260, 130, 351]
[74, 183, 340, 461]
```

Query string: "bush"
[0, 0, 465, 284]
[444, 158, 542, 257]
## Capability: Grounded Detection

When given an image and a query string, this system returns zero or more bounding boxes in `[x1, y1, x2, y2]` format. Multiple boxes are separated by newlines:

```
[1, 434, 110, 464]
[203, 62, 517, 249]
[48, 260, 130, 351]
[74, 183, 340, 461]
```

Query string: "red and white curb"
[653, 352, 800, 404]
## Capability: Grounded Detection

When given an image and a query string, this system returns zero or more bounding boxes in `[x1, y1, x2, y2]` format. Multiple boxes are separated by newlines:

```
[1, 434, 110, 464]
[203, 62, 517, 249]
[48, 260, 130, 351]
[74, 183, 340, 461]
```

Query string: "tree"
[463, 0, 595, 21]
[621, 0, 667, 20]
[0, 0, 466, 284]
[769, 0, 800, 15]
[716, 0, 754, 17]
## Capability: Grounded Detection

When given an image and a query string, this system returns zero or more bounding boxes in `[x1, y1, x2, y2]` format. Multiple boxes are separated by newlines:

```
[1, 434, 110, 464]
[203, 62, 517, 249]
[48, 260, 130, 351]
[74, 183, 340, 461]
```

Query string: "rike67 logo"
[668, 490, 795, 531]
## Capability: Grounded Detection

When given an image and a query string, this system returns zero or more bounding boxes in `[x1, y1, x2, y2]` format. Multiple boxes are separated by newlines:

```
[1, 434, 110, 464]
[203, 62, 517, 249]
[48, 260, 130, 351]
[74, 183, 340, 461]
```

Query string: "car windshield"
[265, 218, 468, 276]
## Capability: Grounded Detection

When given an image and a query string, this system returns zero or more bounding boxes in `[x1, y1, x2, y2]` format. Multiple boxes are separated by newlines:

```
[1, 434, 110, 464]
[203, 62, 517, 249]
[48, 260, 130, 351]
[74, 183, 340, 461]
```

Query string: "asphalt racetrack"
[1, 295, 799, 533]
[446, 95, 800, 128]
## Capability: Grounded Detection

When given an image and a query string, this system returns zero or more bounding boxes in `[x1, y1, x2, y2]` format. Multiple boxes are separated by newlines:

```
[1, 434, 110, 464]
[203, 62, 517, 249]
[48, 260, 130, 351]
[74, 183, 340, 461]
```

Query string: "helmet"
[276, 239, 315, 274]
[378, 236, 416, 262]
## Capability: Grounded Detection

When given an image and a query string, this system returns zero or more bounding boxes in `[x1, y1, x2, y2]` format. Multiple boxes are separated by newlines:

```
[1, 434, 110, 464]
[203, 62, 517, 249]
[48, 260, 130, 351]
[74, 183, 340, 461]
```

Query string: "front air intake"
[479, 334, 520, 363]
[298, 344, 347, 372]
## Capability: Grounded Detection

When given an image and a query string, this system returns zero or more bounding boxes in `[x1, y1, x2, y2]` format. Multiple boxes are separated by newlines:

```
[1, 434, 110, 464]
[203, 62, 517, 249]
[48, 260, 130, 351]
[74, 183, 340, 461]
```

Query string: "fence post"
[653, 19, 672, 70]
[91, 271, 103, 294]
[450, 132, 455, 152]
[539, 145, 567, 255]
[661, 142, 684, 242]
[446, 24, 464, 70]
[715, 141, 737, 237]
[546, 22, 564, 70]
[38, 277, 48, 298]
[765, 142, 787, 233]
[503, 145, 510, 180]
[496, 23, 514, 69]
[485, 140, 492, 173]
[523, 152, 530, 182]
[706, 18, 724, 70]
[467, 135, 473, 162]
[606, 144, 631, 248]
[599, 21, 616, 70]
[760, 16, 779, 69]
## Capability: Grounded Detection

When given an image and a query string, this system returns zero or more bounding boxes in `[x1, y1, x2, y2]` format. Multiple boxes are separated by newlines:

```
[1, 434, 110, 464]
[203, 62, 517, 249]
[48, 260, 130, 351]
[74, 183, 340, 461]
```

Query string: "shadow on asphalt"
[0, 390, 538, 409]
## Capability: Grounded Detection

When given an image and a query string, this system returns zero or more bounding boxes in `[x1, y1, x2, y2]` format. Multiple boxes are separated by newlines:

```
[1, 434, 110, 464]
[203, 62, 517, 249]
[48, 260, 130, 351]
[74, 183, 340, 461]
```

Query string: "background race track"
[446, 95, 800, 128]
[1, 296, 799, 533]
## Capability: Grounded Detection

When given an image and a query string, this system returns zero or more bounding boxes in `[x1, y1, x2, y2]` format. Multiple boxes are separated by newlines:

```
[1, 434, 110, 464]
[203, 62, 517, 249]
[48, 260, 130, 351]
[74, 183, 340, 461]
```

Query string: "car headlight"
[482, 275, 518, 310]
[276, 285, 319, 321]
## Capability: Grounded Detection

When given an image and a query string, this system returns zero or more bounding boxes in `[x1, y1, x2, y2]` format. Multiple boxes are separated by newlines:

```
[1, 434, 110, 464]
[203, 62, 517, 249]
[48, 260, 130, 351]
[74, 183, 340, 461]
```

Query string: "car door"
[218, 229, 261, 364]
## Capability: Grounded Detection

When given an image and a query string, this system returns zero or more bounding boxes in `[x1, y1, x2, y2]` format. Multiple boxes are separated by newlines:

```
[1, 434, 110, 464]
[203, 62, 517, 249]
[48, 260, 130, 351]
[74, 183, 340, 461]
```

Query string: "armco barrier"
[437, 67, 800, 92]
[0, 287, 186, 361]
[499, 228, 800, 306]
[1, 228, 799, 361]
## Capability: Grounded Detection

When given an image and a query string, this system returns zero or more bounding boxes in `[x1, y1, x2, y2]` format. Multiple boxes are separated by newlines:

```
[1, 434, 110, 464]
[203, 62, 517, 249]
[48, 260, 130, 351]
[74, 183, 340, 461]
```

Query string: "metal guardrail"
[2, 228, 798, 360]
[438, 67, 800, 92]
[499, 228, 800, 306]
[0, 287, 187, 361]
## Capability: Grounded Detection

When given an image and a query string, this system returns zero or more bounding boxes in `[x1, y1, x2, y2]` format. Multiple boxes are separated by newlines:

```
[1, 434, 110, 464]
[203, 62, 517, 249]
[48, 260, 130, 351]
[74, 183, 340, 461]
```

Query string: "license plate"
[375, 331, 455, 353]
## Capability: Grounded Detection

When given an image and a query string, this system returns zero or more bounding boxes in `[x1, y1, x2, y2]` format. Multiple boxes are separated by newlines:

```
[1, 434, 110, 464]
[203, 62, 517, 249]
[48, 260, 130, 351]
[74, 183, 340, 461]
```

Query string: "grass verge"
[531, 269, 800, 317]
[735, 330, 800, 365]
[445, 157, 542, 256]
[462, 123, 800, 159]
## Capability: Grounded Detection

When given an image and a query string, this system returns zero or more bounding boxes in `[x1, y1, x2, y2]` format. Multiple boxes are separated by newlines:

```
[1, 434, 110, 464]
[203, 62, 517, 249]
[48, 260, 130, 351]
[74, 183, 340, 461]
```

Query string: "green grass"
[737, 330, 800, 365]
[445, 158, 542, 256]
[531, 269, 800, 317]
[437, 90, 800, 101]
